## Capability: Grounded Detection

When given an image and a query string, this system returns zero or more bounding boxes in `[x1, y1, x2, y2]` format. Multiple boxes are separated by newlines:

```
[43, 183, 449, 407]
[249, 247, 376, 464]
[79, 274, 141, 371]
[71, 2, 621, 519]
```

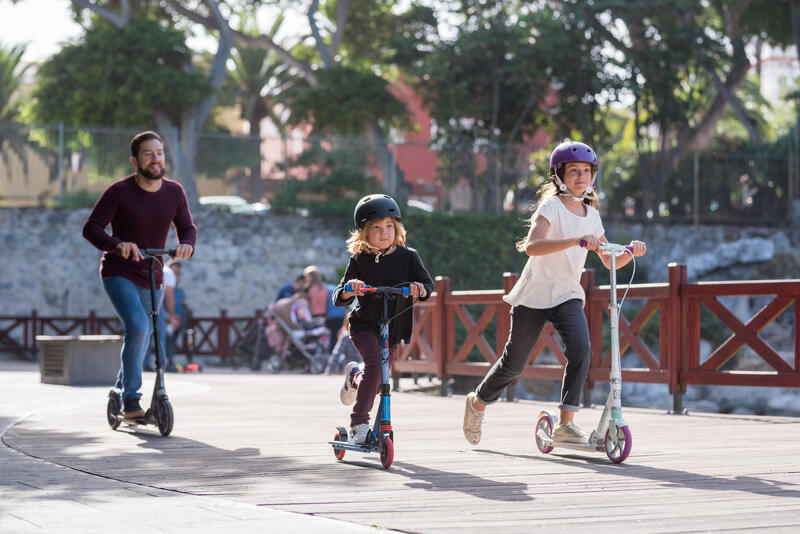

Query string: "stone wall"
[0, 207, 350, 317]
[1, 207, 799, 318]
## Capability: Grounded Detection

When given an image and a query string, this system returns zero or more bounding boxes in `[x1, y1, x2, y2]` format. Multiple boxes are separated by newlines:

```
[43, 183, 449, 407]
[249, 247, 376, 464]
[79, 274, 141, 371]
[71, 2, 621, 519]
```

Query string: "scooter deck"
[536, 430, 603, 452]
[328, 439, 380, 454]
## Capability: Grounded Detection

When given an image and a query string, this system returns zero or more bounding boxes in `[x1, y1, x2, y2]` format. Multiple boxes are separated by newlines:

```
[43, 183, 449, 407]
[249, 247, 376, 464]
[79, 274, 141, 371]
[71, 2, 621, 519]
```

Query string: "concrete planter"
[37, 335, 121, 386]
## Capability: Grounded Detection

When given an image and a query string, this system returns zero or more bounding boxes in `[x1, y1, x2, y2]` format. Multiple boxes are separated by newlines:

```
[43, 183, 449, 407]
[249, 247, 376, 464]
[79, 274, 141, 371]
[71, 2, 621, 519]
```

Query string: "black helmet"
[354, 194, 402, 229]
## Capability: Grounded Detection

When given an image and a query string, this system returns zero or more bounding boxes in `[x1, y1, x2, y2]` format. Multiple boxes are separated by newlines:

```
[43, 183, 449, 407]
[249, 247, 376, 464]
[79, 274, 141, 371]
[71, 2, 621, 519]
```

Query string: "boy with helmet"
[331, 194, 434, 444]
[462, 140, 646, 446]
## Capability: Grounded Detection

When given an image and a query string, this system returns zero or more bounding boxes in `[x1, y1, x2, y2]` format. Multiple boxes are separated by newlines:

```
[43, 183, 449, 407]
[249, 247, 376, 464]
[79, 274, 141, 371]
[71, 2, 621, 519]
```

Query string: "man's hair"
[130, 131, 164, 158]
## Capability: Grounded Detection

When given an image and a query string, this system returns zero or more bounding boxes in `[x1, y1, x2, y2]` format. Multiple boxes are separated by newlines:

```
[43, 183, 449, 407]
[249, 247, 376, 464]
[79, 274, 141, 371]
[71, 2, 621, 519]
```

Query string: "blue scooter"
[328, 284, 410, 469]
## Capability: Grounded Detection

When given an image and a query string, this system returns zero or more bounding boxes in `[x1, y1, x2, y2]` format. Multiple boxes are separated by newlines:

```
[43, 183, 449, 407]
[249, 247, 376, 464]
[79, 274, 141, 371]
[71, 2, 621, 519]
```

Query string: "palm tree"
[225, 13, 307, 200]
[0, 43, 33, 186]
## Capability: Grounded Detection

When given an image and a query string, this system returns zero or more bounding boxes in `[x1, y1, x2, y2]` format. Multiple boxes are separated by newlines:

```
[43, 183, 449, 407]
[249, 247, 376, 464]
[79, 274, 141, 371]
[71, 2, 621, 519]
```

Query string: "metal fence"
[0, 122, 261, 207]
[2, 121, 798, 224]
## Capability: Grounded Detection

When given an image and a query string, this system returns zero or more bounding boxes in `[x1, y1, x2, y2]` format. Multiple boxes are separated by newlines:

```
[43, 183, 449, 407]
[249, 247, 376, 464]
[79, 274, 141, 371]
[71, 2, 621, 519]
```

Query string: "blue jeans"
[102, 276, 164, 400]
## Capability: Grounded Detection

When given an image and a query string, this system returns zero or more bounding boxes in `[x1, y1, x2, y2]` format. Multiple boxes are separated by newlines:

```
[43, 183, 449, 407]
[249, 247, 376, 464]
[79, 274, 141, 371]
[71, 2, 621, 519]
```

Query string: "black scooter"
[106, 248, 176, 436]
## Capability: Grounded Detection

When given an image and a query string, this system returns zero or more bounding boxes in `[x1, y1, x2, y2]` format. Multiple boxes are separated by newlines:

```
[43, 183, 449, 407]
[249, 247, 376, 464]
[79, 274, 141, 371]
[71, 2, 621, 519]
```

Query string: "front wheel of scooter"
[156, 397, 174, 437]
[534, 412, 556, 453]
[605, 425, 632, 463]
[380, 437, 394, 469]
[106, 390, 121, 430]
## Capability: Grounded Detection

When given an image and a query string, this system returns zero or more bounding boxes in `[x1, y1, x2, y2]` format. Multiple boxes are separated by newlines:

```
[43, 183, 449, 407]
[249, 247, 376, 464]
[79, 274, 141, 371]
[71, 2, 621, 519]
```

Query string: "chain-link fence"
[0, 123, 260, 207]
[2, 121, 798, 224]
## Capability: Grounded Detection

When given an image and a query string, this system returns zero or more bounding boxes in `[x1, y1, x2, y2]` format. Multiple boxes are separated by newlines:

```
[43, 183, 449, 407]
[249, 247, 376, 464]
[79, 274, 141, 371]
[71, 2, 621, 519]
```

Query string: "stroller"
[262, 295, 330, 374]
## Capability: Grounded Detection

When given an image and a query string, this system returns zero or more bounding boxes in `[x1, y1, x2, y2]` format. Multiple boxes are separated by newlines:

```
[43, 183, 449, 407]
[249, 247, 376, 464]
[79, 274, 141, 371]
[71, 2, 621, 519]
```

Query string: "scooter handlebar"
[140, 248, 177, 257]
[344, 284, 411, 296]
[579, 240, 633, 255]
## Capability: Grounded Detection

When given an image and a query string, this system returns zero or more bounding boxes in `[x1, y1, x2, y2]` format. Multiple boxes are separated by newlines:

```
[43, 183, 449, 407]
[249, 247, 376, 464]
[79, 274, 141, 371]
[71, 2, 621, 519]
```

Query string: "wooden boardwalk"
[4, 370, 800, 533]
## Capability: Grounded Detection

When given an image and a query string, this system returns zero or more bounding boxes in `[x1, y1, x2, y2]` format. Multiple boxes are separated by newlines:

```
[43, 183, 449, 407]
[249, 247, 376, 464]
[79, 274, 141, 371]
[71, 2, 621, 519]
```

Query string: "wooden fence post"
[218, 309, 230, 361]
[668, 263, 688, 414]
[433, 276, 450, 396]
[30, 309, 38, 357]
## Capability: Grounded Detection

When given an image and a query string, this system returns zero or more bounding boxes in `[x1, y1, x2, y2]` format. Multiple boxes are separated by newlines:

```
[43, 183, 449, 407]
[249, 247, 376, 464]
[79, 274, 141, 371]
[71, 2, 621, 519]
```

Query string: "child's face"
[562, 162, 594, 195]
[366, 217, 396, 250]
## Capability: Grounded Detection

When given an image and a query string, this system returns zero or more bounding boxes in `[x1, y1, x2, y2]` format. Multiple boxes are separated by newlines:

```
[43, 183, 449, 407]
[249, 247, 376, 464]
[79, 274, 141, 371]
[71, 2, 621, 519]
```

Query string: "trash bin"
[37, 335, 121, 386]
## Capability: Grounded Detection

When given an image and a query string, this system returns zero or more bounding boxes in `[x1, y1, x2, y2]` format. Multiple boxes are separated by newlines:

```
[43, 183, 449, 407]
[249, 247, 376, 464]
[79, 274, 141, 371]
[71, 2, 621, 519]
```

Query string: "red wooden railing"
[393, 263, 800, 408]
[3, 264, 799, 406]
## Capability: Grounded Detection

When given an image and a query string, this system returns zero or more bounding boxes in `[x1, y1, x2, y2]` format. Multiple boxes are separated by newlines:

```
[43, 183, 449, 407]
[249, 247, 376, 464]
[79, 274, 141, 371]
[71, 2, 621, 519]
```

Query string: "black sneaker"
[122, 398, 145, 419]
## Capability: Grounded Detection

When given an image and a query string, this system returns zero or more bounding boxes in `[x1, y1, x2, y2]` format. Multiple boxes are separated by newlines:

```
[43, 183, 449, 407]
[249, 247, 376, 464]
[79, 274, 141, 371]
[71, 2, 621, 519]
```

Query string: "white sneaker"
[339, 361, 362, 405]
[462, 392, 484, 445]
[348, 423, 370, 444]
[553, 421, 588, 443]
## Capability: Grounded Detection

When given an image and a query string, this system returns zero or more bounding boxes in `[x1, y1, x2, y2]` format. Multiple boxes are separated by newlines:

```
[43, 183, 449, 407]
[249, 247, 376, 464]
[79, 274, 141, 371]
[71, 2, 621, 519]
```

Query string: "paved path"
[3, 361, 800, 533]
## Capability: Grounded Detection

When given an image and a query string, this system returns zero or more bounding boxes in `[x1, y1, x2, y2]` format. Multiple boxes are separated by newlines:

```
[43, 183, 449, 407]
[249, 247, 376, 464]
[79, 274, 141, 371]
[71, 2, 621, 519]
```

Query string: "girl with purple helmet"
[462, 140, 646, 446]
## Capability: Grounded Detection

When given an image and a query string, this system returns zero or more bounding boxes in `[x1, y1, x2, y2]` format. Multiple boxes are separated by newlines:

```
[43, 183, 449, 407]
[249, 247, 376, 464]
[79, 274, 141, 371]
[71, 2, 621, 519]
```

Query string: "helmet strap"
[365, 242, 395, 263]
[552, 174, 596, 203]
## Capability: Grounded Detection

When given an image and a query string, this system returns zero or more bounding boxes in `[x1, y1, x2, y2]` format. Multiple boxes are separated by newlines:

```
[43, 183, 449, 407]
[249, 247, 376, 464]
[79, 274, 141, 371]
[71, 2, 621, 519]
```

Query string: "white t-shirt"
[159, 265, 177, 309]
[503, 196, 605, 309]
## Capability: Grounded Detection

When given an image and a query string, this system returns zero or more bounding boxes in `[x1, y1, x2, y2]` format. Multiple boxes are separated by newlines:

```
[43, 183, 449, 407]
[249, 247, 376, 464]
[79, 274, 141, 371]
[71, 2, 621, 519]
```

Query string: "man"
[82, 131, 196, 418]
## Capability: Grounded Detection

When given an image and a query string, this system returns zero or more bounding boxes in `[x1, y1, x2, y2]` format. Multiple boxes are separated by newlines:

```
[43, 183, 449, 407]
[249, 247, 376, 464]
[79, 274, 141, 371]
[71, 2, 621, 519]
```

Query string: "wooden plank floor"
[5, 372, 800, 533]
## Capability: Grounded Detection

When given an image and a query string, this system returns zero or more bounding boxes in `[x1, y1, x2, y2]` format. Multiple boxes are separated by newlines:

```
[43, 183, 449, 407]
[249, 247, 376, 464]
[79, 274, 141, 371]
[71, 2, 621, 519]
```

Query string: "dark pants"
[476, 299, 591, 412]
[349, 330, 397, 426]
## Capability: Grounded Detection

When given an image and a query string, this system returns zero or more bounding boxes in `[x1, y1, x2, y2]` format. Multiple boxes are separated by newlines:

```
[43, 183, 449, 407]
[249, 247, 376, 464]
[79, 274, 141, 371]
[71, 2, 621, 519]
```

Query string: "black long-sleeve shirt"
[333, 246, 434, 346]
[82, 175, 197, 288]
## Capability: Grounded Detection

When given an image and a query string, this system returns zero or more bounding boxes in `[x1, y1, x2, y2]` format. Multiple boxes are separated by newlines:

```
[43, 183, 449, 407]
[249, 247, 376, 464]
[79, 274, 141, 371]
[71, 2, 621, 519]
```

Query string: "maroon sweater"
[82, 174, 197, 288]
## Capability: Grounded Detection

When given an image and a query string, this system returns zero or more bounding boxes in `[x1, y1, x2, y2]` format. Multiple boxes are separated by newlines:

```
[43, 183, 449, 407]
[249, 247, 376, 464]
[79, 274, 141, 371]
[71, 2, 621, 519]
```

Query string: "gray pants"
[475, 299, 591, 412]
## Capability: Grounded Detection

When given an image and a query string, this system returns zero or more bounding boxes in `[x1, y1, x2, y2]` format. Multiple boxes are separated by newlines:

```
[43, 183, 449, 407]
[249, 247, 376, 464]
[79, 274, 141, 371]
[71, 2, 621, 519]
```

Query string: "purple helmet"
[548, 140, 598, 178]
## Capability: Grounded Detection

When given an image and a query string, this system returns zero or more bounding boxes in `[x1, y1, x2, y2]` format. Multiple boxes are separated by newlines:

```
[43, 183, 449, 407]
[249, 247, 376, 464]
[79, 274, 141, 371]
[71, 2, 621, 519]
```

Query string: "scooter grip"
[579, 239, 587, 248]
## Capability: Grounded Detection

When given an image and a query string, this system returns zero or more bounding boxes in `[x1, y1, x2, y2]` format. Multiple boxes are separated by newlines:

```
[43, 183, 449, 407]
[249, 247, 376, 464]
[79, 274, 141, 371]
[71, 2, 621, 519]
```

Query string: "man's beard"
[138, 163, 165, 180]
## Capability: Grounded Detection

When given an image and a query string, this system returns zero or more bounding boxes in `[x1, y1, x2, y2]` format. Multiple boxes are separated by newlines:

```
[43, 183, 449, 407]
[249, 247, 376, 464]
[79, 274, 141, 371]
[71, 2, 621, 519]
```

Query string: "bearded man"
[82, 131, 197, 418]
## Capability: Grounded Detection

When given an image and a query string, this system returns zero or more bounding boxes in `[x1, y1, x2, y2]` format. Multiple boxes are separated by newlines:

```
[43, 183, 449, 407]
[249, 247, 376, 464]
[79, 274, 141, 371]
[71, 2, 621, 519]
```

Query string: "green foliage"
[0, 42, 30, 122]
[47, 188, 99, 209]
[324, 0, 438, 69]
[270, 140, 378, 217]
[288, 66, 409, 135]
[28, 17, 207, 128]
[402, 211, 527, 290]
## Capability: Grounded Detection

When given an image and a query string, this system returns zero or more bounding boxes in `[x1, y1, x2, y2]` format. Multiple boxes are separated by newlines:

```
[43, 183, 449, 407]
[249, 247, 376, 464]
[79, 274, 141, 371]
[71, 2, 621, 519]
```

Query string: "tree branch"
[163, 0, 317, 85]
[711, 71, 761, 145]
[308, 0, 334, 68]
[71, 0, 130, 29]
[329, 0, 349, 58]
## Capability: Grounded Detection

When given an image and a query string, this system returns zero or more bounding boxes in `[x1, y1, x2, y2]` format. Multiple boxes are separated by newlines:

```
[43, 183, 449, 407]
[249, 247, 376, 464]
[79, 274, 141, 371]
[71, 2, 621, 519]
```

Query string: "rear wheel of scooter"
[534, 414, 554, 453]
[156, 397, 174, 437]
[106, 390, 121, 430]
[380, 437, 394, 469]
[332, 431, 346, 460]
[605, 425, 632, 463]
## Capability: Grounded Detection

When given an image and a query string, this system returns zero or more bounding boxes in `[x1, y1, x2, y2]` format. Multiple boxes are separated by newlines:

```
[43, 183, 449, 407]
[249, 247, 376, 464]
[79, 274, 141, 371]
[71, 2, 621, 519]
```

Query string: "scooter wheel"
[380, 437, 394, 469]
[156, 397, 174, 437]
[605, 425, 632, 463]
[332, 432, 346, 461]
[106, 390, 121, 430]
[534, 414, 554, 454]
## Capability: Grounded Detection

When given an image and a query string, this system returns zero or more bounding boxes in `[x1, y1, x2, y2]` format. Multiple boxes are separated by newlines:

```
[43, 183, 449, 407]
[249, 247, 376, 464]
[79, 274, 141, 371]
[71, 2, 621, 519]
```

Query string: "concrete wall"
[1, 207, 798, 318]
[0, 207, 349, 317]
